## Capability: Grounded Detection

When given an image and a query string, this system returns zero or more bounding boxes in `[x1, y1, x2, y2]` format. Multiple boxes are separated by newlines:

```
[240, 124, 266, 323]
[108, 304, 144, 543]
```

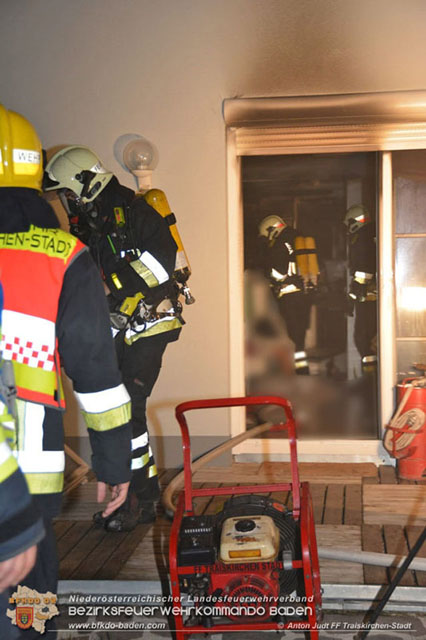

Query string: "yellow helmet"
[0, 104, 43, 191]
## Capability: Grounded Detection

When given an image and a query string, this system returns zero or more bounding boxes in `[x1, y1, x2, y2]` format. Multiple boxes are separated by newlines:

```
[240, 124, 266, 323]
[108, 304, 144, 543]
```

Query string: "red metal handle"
[175, 395, 300, 515]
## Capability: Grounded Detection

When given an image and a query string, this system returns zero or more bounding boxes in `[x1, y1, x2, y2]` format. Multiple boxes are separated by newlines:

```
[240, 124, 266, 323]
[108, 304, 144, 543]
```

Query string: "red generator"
[169, 396, 322, 639]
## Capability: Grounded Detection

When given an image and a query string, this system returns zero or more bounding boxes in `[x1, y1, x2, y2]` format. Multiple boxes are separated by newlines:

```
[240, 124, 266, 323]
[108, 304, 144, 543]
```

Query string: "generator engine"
[178, 495, 298, 624]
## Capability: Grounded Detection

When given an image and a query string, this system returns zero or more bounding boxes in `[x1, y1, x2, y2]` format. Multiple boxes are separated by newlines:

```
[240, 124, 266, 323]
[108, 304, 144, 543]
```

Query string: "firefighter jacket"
[88, 184, 182, 345]
[348, 223, 377, 302]
[260, 227, 302, 296]
[0, 188, 132, 515]
[0, 282, 44, 562]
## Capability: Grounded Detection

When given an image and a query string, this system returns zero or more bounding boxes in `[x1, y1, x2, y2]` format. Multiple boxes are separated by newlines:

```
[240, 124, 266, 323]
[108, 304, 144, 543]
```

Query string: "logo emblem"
[16, 607, 34, 629]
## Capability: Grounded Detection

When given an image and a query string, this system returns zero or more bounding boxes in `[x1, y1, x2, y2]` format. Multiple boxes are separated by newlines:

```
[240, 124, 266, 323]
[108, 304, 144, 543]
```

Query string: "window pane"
[395, 238, 426, 337]
[396, 340, 426, 382]
[394, 150, 426, 234]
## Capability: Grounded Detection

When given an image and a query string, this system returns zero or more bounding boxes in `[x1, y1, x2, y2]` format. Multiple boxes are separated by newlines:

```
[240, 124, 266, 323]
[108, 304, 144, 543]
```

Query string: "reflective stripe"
[14, 450, 65, 473]
[25, 472, 63, 494]
[0, 439, 13, 467]
[0, 454, 18, 482]
[124, 316, 182, 344]
[148, 464, 158, 478]
[279, 284, 300, 296]
[132, 433, 148, 451]
[354, 271, 374, 284]
[75, 384, 130, 414]
[0, 423, 18, 482]
[362, 355, 377, 364]
[23, 403, 45, 452]
[271, 268, 286, 282]
[130, 251, 169, 287]
[295, 350, 309, 369]
[131, 452, 150, 470]
[13, 362, 59, 403]
[82, 402, 131, 431]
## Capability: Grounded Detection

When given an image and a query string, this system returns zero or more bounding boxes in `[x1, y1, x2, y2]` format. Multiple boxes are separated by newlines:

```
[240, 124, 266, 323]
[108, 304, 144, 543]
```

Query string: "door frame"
[225, 91, 426, 463]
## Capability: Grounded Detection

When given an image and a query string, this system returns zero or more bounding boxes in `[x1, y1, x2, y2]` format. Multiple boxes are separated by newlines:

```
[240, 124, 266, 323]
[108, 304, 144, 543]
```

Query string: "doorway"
[242, 153, 378, 440]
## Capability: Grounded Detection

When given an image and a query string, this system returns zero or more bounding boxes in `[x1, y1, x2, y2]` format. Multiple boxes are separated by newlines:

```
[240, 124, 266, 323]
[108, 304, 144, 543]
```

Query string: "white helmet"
[344, 204, 371, 234]
[258, 215, 286, 240]
[44, 145, 113, 203]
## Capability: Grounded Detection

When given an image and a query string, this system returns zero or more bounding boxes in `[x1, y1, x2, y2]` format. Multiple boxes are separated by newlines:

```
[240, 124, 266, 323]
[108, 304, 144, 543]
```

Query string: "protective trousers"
[115, 333, 170, 504]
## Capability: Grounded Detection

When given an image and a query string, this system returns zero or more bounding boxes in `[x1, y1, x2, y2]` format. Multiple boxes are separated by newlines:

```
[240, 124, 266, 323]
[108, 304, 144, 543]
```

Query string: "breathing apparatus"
[142, 189, 195, 305]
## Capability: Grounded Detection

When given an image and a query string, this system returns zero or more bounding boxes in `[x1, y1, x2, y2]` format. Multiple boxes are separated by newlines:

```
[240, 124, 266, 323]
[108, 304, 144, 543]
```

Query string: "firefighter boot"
[93, 493, 157, 532]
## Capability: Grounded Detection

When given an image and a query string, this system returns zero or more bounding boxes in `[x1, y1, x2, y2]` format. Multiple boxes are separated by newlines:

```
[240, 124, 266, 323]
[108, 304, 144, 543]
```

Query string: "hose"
[161, 421, 273, 516]
[162, 421, 426, 572]
[318, 547, 426, 572]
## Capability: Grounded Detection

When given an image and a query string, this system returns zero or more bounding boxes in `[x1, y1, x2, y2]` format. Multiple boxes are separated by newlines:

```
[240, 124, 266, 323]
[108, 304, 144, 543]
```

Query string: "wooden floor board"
[53, 520, 74, 541]
[406, 525, 426, 587]
[309, 484, 326, 524]
[57, 521, 93, 562]
[383, 525, 416, 586]
[379, 465, 397, 484]
[364, 485, 426, 526]
[96, 522, 156, 580]
[53, 464, 426, 586]
[362, 524, 388, 585]
[316, 525, 363, 584]
[323, 484, 344, 525]
[344, 484, 362, 525]
[60, 526, 108, 579]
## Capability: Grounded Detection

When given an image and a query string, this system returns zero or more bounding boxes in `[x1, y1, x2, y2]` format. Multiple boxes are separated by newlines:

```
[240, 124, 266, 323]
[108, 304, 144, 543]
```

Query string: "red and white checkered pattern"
[1, 335, 55, 371]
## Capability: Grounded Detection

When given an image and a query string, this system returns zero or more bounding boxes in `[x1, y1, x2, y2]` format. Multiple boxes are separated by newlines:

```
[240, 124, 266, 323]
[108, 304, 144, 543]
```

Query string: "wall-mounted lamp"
[123, 136, 159, 192]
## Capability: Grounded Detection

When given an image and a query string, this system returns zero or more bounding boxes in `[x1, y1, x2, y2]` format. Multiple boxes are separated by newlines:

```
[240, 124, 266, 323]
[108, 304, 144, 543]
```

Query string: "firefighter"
[344, 204, 377, 374]
[44, 146, 183, 531]
[258, 215, 313, 374]
[0, 106, 132, 638]
[0, 281, 45, 640]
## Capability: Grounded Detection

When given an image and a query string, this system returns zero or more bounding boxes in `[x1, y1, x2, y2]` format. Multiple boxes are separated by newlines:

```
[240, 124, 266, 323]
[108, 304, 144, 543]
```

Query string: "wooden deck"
[56, 463, 426, 586]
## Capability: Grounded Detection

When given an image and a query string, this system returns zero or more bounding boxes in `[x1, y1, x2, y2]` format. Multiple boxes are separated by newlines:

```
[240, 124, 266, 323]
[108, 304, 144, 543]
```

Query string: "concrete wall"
[2, 0, 426, 448]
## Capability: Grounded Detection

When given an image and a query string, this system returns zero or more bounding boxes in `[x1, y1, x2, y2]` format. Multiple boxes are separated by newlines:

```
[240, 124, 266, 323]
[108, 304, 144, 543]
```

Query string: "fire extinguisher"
[143, 189, 195, 305]
[383, 377, 426, 480]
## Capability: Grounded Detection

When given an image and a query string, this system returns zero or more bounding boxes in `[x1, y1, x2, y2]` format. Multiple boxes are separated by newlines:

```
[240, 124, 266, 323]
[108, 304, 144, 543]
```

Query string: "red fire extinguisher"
[384, 377, 426, 480]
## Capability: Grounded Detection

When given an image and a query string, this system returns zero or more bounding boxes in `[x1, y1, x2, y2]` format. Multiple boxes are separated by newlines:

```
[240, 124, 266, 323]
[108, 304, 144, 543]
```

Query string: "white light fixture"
[123, 136, 159, 192]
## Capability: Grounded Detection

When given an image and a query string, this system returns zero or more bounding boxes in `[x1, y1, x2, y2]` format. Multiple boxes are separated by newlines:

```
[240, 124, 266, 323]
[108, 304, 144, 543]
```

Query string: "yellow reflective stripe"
[13, 360, 57, 396]
[131, 452, 150, 470]
[129, 259, 159, 287]
[0, 454, 18, 482]
[83, 401, 131, 431]
[148, 464, 158, 478]
[0, 226, 80, 263]
[24, 472, 63, 494]
[0, 431, 18, 482]
[124, 317, 182, 344]
[111, 273, 123, 289]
